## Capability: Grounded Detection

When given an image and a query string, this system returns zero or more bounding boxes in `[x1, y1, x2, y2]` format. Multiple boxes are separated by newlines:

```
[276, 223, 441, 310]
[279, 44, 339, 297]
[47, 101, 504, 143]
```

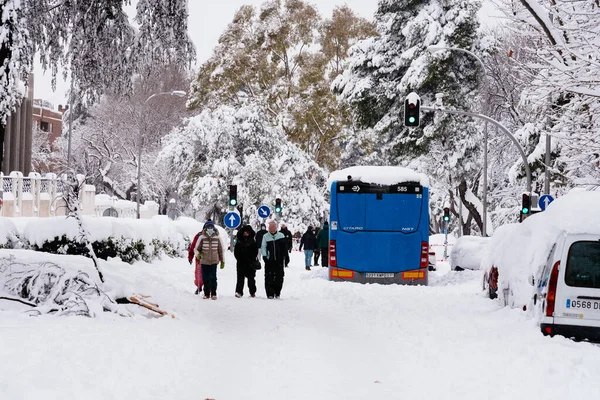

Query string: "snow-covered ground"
[2, 250, 600, 399]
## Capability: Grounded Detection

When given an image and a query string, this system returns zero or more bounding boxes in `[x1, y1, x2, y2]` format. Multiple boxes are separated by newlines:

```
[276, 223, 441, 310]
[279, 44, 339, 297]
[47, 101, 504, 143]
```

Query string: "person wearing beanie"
[194, 220, 225, 300]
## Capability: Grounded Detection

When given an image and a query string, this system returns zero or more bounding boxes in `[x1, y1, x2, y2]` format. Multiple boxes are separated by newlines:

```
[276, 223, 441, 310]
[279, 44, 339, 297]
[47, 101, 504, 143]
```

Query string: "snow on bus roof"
[328, 166, 429, 187]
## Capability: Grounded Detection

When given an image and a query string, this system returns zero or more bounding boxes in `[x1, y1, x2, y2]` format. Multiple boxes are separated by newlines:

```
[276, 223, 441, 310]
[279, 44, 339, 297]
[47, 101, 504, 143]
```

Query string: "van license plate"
[365, 273, 394, 278]
[567, 299, 600, 310]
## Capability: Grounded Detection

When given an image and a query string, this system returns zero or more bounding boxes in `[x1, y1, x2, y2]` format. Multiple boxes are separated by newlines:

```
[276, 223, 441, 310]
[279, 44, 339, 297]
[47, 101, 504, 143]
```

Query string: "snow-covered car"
[482, 190, 600, 341]
[450, 236, 490, 271]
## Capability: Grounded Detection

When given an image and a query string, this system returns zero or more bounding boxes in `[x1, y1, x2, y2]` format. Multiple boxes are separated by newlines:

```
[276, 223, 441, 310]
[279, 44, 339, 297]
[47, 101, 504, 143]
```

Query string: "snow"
[3, 248, 600, 398]
[450, 235, 490, 271]
[482, 191, 600, 308]
[328, 166, 430, 187]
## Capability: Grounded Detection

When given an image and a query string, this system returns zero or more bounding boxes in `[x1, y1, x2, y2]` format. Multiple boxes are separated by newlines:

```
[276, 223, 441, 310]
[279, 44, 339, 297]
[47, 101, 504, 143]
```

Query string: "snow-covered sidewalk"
[1, 251, 600, 399]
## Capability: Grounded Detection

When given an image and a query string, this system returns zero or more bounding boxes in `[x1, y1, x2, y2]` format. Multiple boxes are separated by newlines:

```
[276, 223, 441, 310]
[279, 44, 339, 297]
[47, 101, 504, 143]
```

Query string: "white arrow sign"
[352, 185, 360, 192]
[229, 214, 237, 224]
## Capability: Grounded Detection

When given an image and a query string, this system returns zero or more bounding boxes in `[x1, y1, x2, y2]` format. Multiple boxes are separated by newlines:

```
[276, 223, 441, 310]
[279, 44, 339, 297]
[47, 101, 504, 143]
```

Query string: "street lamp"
[136, 90, 186, 219]
[427, 46, 490, 237]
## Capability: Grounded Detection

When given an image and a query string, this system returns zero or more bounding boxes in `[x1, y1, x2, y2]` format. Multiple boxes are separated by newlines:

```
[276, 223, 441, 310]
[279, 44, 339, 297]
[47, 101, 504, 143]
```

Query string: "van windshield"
[565, 241, 600, 289]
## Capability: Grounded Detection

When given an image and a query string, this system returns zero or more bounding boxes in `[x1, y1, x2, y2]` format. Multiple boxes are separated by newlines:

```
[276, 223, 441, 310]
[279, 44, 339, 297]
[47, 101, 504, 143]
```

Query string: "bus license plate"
[365, 273, 394, 278]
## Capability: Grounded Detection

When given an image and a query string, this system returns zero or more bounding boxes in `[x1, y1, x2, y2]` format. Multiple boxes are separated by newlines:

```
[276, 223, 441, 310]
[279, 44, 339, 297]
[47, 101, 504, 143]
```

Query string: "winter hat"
[323, 221, 329, 226]
[203, 220, 215, 230]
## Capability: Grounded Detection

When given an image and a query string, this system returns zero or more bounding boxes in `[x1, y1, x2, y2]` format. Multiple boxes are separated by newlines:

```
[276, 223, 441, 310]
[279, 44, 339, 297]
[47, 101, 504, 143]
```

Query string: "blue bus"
[328, 167, 430, 285]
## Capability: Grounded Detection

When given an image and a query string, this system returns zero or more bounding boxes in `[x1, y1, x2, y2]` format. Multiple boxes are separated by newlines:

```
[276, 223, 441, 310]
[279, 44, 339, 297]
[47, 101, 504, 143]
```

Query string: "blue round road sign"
[257, 205, 271, 219]
[539, 194, 555, 211]
[224, 212, 241, 229]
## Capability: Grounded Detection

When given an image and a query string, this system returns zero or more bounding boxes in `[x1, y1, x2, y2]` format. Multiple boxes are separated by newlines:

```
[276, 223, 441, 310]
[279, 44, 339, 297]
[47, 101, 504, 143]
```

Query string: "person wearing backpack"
[194, 220, 224, 300]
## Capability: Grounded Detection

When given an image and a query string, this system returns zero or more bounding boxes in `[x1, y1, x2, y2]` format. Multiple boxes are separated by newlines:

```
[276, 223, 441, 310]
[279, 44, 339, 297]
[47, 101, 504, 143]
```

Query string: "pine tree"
[334, 0, 486, 233]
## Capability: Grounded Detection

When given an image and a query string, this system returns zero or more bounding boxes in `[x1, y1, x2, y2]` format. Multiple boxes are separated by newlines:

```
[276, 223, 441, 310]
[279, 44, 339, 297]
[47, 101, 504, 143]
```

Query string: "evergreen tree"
[334, 0, 486, 233]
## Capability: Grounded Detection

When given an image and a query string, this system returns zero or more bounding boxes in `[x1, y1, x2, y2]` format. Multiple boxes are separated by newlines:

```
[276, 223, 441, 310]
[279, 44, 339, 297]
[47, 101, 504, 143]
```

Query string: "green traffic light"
[230, 199, 237, 206]
[409, 116, 416, 123]
[443, 216, 449, 222]
[522, 207, 529, 214]
[275, 207, 281, 213]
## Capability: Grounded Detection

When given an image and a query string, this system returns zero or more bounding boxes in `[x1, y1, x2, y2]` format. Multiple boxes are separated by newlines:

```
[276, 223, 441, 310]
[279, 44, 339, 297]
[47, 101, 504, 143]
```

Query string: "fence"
[0, 172, 159, 219]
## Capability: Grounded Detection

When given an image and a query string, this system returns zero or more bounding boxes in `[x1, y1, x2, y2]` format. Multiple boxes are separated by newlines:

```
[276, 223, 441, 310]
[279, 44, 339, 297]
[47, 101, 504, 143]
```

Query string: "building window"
[40, 121, 49, 132]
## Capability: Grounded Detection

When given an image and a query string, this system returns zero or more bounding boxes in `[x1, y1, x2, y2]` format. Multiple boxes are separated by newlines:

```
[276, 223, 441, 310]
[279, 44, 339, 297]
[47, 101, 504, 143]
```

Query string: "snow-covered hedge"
[0, 216, 206, 263]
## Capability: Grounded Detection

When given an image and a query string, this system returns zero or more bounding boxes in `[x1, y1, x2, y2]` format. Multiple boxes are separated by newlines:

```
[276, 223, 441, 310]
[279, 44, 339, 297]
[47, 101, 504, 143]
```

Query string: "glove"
[188, 258, 192, 265]
[263, 257, 268, 264]
[220, 261, 225, 269]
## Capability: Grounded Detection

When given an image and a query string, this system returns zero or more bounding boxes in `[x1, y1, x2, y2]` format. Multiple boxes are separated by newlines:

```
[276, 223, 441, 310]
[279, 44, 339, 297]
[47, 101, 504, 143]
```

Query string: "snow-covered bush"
[0, 216, 204, 264]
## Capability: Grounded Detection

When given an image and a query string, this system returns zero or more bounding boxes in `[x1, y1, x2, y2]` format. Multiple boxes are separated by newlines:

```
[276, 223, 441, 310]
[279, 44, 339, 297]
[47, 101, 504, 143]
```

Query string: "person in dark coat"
[299, 226, 318, 270]
[313, 227, 321, 266]
[316, 221, 329, 267]
[255, 223, 268, 266]
[234, 225, 258, 298]
[280, 223, 293, 267]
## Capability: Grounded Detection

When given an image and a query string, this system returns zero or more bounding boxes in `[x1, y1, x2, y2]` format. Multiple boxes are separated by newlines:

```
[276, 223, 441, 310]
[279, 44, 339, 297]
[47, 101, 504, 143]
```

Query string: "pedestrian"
[255, 223, 268, 265]
[188, 231, 203, 295]
[299, 226, 318, 271]
[280, 223, 293, 267]
[194, 220, 225, 300]
[316, 221, 329, 267]
[313, 226, 321, 266]
[261, 221, 287, 299]
[234, 225, 259, 298]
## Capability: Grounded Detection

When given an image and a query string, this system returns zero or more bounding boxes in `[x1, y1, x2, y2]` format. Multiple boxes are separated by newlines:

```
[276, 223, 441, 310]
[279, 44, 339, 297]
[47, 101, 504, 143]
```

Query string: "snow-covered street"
[2, 250, 600, 400]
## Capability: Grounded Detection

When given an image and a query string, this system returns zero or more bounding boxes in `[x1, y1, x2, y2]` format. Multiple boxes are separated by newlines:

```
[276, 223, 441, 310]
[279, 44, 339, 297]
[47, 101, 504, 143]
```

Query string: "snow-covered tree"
[159, 99, 329, 228]
[54, 65, 190, 210]
[333, 0, 487, 234]
[188, 1, 375, 169]
[1, 0, 195, 170]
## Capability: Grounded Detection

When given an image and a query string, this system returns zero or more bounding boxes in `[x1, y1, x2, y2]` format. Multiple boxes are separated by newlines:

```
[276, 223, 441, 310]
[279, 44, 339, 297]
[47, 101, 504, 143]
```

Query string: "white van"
[533, 232, 600, 341]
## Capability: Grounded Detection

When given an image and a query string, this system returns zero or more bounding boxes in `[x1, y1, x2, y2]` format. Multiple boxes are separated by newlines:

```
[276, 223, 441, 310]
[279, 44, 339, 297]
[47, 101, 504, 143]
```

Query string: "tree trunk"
[458, 179, 483, 234]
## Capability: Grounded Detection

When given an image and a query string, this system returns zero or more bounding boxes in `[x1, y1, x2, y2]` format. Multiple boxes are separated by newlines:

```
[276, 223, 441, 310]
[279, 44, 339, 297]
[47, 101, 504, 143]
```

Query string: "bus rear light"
[330, 268, 354, 279]
[402, 270, 425, 280]
[546, 261, 560, 317]
[329, 240, 337, 267]
[420, 242, 429, 269]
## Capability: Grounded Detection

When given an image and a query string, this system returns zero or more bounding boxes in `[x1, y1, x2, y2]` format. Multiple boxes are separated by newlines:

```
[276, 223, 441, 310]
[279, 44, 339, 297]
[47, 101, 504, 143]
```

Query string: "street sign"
[539, 194, 555, 211]
[224, 212, 241, 229]
[257, 205, 271, 219]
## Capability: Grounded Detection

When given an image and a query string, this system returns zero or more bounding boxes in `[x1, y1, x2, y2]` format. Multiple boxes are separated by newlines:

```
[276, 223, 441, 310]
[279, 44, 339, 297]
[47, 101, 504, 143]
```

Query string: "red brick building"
[32, 99, 65, 149]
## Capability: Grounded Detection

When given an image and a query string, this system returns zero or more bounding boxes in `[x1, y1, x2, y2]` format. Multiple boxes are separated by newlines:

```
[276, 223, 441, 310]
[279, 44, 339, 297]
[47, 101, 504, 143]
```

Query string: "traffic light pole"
[421, 106, 532, 196]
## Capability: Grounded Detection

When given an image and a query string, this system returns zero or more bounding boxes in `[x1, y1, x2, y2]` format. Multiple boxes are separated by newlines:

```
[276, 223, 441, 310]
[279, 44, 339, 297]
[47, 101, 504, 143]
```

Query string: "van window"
[565, 241, 600, 289]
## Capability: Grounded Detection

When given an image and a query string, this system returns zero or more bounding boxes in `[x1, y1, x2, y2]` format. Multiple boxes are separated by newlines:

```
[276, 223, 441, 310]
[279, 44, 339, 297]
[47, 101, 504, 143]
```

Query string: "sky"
[33, 0, 503, 109]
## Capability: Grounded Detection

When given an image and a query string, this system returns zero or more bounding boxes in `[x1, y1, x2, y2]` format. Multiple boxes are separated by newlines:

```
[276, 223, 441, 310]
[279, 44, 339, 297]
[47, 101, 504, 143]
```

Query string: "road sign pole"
[443, 221, 449, 260]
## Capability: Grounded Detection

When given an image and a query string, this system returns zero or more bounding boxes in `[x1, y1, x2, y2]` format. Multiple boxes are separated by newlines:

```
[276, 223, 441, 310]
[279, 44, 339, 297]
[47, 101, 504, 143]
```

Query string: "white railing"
[0, 172, 158, 219]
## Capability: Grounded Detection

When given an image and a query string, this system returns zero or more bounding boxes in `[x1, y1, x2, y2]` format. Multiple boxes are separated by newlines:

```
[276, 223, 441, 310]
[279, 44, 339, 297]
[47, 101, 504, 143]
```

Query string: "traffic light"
[229, 185, 238, 207]
[521, 193, 531, 215]
[275, 198, 282, 214]
[443, 207, 450, 223]
[404, 97, 421, 127]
